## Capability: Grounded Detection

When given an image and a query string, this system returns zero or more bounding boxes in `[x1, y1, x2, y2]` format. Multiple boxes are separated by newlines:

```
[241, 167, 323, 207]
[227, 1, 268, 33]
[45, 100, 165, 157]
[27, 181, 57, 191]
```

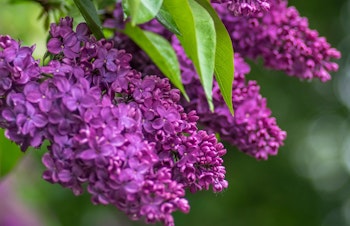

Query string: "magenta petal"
[25, 91, 41, 104]
[58, 169, 72, 182]
[100, 143, 115, 156]
[33, 114, 48, 128]
[106, 61, 117, 72]
[22, 120, 34, 135]
[47, 38, 62, 54]
[64, 34, 78, 47]
[163, 121, 174, 134]
[42, 153, 54, 168]
[30, 132, 44, 147]
[42, 170, 54, 182]
[2, 109, 15, 122]
[98, 194, 110, 205]
[76, 23, 89, 36]
[120, 117, 136, 129]
[39, 99, 52, 112]
[143, 121, 154, 133]
[152, 118, 164, 130]
[124, 181, 140, 193]
[167, 111, 180, 121]
[63, 48, 78, 59]
[93, 59, 104, 69]
[111, 134, 126, 147]
[64, 97, 78, 111]
[3, 47, 17, 62]
[0, 77, 12, 90]
[77, 149, 98, 160]
[53, 76, 71, 93]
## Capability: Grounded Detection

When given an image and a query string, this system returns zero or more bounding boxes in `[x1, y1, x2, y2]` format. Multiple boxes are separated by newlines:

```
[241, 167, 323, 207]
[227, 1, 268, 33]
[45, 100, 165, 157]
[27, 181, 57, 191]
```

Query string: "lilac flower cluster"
[0, 36, 40, 94]
[211, 0, 270, 16]
[104, 0, 340, 159]
[215, 0, 341, 81]
[0, 18, 228, 226]
[104, 5, 287, 159]
[0, 35, 41, 149]
[172, 37, 286, 159]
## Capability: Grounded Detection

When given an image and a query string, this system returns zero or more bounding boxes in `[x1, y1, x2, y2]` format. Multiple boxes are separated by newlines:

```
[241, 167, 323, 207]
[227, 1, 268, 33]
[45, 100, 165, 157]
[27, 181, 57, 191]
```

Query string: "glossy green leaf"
[122, 0, 163, 25]
[123, 23, 189, 100]
[156, 7, 182, 36]
[0, 129, 22, 180]
[73, 0, 104, 39]
[195, 0, 234, 115]
[163, 0, 216, 111]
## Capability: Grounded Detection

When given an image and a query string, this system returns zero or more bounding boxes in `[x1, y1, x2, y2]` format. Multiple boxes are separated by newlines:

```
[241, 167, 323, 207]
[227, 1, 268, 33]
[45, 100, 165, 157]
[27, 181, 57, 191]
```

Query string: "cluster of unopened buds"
[0, 0, 340, 225]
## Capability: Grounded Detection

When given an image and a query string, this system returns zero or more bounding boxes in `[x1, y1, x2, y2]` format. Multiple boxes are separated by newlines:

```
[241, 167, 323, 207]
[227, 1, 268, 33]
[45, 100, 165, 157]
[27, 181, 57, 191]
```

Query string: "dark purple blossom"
[0, 2, 342, 226]
[0, 35, 40, 95]
[0, 19, 229, 226]
[47, 33, 80, 59]
[104, 7, 287, 160]
[171, 36, 286, 159]
[49, 17, 74, 38]
[215, 0, 341, 81]
[46, 17, 83, 59]
[41, 60, 72, 76]
[23, 81, 55, 112]
[62, 80, 98, 112]
[16, 102, 47, 135]
[1, 91, 47, 150]
[212, 0, 270, 16]
[94, 48, 120, 72]
[75, 23, 91, 41]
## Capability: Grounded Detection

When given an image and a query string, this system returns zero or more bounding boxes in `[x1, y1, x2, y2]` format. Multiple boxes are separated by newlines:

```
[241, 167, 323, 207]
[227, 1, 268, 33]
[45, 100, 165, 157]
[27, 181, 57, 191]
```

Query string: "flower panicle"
[215, 0, 341, 82]
[0, 18, 228, 226]
[172, 37, 286, 160]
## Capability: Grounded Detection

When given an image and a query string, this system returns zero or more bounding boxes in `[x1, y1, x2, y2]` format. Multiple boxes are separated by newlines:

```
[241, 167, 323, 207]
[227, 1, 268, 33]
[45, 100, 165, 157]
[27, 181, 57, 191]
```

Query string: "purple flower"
[76, 127, 115, 160]
[132, 77, 156, 101]
[16, 102, 47, 135]
[23, 81, 55, 112]
[119, 24, 286, 160]
[41, 60, 72, 76]
[49, 17, 74, 38]
[212, 0, 270, 15]
[94, 48, 119, 71]
[0, 19, 228, 226]
[215, 0, 341, 81]
[112, 103, 140, 131]
[62, 78, 98, 112]
[172, 35, 286, 159]
[0, 69, 12, 95]
[0, 35, 40, 90]
[75, 23, 91, 41]
[87, 181, 111, 205]
[47, 32, 80, 59]
[1, 91, 47, 150]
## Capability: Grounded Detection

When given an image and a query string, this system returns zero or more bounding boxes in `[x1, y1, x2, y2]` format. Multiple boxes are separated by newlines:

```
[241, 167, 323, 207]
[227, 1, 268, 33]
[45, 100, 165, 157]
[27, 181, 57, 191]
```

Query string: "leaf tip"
[182, 92, 190, 102]
[208, 99, 214, 113]
[229, 107, 234, 116]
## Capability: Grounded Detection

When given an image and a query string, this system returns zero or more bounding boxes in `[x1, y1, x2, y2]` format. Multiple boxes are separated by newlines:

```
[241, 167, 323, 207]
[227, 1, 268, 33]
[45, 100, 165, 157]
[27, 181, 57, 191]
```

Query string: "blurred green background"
[0, 0, 350, 226]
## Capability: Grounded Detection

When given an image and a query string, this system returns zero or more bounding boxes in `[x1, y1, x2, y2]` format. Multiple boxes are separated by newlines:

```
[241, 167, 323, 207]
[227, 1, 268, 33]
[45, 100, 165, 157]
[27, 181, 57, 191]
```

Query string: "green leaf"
[195, 0, 235, 115]
[95, 0, 116, 9]
[156, 7, 182, 36]
[0, 129, 23, 180]
[163, 0, 216, 111]
[73, 0, 104, 39]
[122, 0, 163, 25]
[123, 23, 188, 100]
